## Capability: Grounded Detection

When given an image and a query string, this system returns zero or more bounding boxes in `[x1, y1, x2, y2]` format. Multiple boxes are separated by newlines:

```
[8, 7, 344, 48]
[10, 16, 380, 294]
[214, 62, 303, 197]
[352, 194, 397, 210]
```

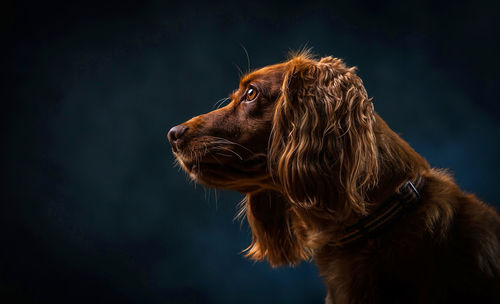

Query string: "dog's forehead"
[240, 63, 287, 86]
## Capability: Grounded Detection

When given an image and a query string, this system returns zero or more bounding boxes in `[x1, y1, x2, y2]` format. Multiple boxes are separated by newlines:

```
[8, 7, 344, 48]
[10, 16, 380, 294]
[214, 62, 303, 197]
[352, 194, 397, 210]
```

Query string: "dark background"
[2, 0, 500, 303]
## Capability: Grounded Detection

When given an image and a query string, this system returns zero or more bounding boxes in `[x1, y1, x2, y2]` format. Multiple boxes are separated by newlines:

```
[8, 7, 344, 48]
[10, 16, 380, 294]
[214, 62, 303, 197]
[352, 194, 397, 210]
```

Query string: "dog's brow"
[241, 70, 269, 87]
[240, 74, 255, 87]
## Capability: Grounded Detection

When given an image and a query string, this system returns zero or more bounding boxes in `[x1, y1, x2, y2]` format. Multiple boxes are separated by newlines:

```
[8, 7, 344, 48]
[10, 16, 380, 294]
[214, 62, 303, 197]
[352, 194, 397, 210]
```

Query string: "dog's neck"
[337, 114, 430, 236]
[365, 114, 430, 208]
[329, 174, 425, 247]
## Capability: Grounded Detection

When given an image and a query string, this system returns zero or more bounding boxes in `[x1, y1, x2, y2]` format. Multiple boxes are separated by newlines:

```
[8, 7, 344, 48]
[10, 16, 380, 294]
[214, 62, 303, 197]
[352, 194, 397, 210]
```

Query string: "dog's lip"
[182, 154, 267, 174]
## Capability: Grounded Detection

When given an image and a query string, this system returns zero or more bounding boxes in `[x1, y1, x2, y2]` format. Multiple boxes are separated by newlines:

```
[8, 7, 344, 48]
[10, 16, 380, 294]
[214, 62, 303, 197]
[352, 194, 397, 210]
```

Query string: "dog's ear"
[243, 190, 309, 267]
[269, 55, 378, 219]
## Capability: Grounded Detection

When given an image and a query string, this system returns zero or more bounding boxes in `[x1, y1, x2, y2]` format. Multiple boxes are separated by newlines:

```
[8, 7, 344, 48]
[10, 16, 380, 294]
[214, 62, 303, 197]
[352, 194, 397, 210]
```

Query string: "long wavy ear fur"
[243, 190, 309, 267]
[269, 54, 378, 219]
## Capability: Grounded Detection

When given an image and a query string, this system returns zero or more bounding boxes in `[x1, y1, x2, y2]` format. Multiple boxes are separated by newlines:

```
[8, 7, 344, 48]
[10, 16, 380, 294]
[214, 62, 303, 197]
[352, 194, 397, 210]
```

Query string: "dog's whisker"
[239, 43, 251, 72]
[233, 62, 243, 77]
[214, 152, 234, 158]
[209, 137, 254, 154]
[213, 97, 231, 109]
[215, 147, 243, 160]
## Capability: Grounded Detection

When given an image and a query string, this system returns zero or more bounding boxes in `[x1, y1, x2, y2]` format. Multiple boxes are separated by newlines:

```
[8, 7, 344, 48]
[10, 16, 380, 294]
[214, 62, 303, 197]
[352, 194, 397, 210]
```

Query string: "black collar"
[330, 174, 425, 247]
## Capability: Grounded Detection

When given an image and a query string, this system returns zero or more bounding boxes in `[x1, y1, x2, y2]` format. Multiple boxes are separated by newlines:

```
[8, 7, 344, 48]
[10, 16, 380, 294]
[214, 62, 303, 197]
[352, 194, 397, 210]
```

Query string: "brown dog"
[168, 52, 500, 303]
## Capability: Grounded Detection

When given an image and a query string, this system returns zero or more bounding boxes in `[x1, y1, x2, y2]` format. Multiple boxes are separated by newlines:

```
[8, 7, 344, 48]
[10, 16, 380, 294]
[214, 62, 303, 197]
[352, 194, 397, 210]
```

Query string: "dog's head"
[169, 53, 377, 215]
[168, 52, 378, 265]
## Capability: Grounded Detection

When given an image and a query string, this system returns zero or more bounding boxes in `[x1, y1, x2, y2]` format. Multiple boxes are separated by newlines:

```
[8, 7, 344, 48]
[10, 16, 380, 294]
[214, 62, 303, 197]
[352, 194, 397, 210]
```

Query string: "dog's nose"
[168, 125, 188, 152]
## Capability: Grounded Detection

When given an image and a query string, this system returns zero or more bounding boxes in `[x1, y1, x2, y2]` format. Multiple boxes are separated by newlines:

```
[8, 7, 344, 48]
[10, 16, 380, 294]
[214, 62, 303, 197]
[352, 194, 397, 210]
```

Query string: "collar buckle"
[401, 180, 421, 200]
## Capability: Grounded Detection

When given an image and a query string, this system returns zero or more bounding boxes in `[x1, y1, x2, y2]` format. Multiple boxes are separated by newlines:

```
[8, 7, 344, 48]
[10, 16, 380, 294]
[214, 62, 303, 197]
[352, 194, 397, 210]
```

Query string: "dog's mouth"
[175, 150, 268, 190]
[179, 152, 266, 174]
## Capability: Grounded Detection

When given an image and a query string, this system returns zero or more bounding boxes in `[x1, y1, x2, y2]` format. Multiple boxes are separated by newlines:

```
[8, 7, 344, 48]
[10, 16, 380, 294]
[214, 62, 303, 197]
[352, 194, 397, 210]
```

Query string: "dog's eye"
[246, 88, 258, 101]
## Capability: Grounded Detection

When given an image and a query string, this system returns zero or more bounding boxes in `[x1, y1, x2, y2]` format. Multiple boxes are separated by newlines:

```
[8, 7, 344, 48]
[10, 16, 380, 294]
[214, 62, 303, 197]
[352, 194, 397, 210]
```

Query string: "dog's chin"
[175, 153, 270, 192]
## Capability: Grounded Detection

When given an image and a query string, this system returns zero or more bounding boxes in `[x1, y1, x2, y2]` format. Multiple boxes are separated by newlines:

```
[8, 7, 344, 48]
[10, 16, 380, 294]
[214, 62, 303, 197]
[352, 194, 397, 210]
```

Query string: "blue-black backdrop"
[2, 1, 500, 303]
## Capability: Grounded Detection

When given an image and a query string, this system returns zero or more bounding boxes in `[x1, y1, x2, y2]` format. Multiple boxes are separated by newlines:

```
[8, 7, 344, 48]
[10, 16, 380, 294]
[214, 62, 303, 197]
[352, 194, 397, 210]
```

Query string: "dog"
[168, 51, 500, 303]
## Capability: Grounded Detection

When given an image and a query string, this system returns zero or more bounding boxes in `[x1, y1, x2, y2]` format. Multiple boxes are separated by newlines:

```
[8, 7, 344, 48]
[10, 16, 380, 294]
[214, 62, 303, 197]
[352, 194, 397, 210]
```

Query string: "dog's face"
[168, 63, 287, 193]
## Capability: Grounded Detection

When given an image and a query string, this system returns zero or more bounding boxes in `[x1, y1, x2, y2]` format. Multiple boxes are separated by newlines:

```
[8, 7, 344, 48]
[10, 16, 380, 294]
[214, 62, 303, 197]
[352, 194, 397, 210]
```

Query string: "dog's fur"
[168, 52, 500, 303]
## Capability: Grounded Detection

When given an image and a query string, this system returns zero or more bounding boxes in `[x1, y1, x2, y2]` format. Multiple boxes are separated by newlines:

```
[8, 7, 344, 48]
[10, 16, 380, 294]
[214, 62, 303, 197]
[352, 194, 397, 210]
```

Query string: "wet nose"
[168, 125, 188, 152]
